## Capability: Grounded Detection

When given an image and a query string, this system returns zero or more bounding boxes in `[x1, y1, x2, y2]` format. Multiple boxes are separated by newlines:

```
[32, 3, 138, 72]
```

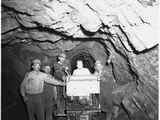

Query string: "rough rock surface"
[2, 0, 159, 120]
[2, 0, 159, 51]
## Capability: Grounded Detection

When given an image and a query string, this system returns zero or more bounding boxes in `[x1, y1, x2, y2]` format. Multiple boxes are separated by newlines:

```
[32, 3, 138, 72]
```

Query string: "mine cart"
[66, 75, 101, 120]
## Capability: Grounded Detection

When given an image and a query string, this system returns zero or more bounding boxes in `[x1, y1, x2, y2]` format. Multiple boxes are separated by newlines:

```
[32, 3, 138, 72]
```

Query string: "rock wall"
[2, 0, 159, 120]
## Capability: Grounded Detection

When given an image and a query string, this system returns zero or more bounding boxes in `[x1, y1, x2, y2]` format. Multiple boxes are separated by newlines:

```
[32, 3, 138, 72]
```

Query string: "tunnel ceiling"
[2, 0, 159, 120]
[2, 0, 159, 51]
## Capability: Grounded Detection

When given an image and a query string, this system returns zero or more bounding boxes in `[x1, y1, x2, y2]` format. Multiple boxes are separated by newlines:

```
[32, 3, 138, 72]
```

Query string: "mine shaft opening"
[69, 51, 96, 75]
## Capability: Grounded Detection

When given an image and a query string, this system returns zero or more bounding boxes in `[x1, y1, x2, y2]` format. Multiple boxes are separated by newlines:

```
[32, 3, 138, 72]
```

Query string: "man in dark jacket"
[53, 53, 71, 115]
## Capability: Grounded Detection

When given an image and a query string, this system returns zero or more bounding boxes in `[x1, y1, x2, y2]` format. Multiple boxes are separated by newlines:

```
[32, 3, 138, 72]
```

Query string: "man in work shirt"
[20, 59, 65, 120]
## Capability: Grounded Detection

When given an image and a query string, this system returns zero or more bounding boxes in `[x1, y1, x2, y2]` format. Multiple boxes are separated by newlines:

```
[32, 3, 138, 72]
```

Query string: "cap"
[32, 59, 41, 65]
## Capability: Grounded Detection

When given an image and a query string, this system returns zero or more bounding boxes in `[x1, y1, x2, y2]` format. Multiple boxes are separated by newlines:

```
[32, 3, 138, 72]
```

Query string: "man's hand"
[66, 76, 70, 82]
[23, 96, 28, 102]
[60, 82, 66, 86]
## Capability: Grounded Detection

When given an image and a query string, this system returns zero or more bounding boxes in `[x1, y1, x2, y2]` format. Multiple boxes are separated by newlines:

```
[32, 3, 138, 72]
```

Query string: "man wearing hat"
[94, 60, 115, 120]
[53, 52, 71, 115]
[20, 59, 65, 120]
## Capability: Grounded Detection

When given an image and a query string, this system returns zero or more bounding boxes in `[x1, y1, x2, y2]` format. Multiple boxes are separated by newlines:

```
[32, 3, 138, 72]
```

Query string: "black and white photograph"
[1, 0, 159, 120]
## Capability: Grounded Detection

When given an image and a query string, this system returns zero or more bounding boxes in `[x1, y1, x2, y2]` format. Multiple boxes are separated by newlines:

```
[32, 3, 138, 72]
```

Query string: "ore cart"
[66, 75, 101, 120]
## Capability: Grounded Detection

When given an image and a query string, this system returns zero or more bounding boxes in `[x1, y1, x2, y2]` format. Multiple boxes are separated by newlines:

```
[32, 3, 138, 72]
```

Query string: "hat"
[59, 53, 66, 58]
[32, 59, 41, 65]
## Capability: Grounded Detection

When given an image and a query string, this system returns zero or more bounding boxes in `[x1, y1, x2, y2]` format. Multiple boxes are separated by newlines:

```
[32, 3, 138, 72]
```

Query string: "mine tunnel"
[69, 49, 96, 74]
[1, 0, 159, 120]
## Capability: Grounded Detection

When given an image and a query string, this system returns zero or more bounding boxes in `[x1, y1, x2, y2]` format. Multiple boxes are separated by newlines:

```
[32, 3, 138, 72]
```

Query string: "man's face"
[43, 66, 51, 74]
[32, 63, 40, 71]
[59, 56, 66, 62]
[77, 61, 83, 68]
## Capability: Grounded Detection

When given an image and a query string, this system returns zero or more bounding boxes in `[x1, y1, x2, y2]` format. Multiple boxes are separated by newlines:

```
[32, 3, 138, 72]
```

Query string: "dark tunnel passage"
[69, 51, 96, 74]
[2, 48, 28, 120]
[2, 43, 109, 120]
[1, 39, 158, 120]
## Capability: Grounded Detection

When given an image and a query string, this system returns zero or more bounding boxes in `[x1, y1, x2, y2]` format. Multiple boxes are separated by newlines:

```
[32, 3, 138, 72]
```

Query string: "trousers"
[26, 93, 44, 120]
[56, 86, 66, 114]
[43, 84, 57, 120]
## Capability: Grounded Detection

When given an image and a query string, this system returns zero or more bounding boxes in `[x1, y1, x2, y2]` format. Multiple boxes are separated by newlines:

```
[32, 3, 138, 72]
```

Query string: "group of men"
[20, 52, 116, 120]
[20, 53, 70, 120]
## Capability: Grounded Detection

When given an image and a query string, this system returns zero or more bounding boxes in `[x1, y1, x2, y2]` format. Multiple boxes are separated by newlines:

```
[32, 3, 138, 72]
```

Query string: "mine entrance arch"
[68, 49, 96, 75]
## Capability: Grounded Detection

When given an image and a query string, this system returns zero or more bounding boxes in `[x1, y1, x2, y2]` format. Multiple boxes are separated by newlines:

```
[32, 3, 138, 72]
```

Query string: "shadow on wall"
[2, 49, 28, 120]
